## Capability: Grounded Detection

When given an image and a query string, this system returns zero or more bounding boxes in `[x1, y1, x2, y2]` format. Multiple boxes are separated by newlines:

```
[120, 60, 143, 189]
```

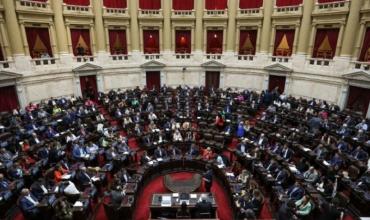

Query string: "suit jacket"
[75, 171, 91, 186]
[19, 194, 39, 212]
[287, 185, 304, 201]
[154, 148, 167, 158]
[280, 148, 292, 160]
[188, 147, 199, 156]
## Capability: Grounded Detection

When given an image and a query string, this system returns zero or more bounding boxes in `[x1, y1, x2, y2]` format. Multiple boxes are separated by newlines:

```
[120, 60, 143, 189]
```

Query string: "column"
[335, 23, 345, 57]
[66, 25, 73, 54]
[269, 25, 276, 54]
[51, 0, 69, 54]
[129, 0, 140, 52]
[92, 0, 106, 53]
[292, 25, 300, 54]
[3, 0, 24, 55]
[19, 23, 29, 56]
[49, 24, 58, 56]
[259, 0, 273, 54]
[353, 22, 366, 59]
[226, 0, 237, 52]
[163, 0, 171, 51]
[307, 24, 317, 56]
[297, 0, 314, 54]
[90, 25, 96, 55]
[340, 0, 363, 57]
[256, 25, 262, 52]
[195, 0, 204, 52]
[0, 23, 11, 59]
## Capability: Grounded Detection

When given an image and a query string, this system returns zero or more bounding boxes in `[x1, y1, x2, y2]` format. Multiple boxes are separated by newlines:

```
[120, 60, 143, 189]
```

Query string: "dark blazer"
[287, 185, 304, 201]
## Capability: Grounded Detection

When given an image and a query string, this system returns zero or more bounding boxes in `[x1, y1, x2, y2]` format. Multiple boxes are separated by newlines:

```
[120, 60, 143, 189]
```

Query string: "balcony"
[31, 57, 58, 66]
[204, 9, 228, 20]
[103, 7, 129, 18]
[237, 55, 255, 61]
[174, 53, 192, 59]
[272, 5, 302, 18]
[171, 10, 195, 20]
[110, 54, 129, 61]
[312, 0, 349, 15]
[308, 58, 332, 66]
[352, 61, 370, 71]
[237, 8, 263, 19]
[16, 0, 53, 14]
[138, 9, 163, 20]
[205, 54, 222, 60]
[143, 54, 162, 60]
[74, 56, 95, 63]
[271, 56, 291, 63]
[63, 3, 93, 17]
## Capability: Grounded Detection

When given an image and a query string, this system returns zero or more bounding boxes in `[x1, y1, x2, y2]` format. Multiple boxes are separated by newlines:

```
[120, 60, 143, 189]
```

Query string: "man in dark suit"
[275, 169, 288, 185]
[203, 165, 213, 192]
[154, 146, 167, 159]
[237, 139, 248, 155]
[75, 167, 92, 187]
[187, 144, 199, 156]
[195, 195, 212, 218]
[280, 144, 293, 161]
[19, 188, 40, 219]
[351, 146, 368, 161]
[286, 181, 304, 201]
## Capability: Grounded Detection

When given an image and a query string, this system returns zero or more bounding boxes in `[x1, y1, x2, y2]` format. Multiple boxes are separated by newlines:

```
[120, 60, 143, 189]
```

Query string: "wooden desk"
[150, 193, 217, 219]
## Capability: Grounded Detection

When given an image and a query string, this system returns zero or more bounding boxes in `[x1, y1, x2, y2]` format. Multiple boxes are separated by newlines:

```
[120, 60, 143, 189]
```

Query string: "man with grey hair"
[19, 188, 40, 219]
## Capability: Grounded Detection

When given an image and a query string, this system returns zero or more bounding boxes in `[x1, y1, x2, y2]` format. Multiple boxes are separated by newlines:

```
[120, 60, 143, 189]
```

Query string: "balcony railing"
[171, 10, 195, 18]
[352, 61, 370, 71]
[237, 8, 263, 18]
[31, 57, 58, 66]
[110, 54, 129, 61]
[314, 0, 349, 13]
[0, 61, 13, 69]
[308, 58, 332, 66]
[74, 56, 95, 62]
[205, 54, 222, 60]
[138, 9, 163, 18]
[271, 56, 291, 63]
[103, 7, 128, 16]
[174, 53, 192, 59]
[16, 0, 52, 12]
[204, 9, 228, 19]
[143, 54, 162, 60]
[63, 3, 92, 15]
[273, 5, 302, 16]
[237, 55, 255, 61]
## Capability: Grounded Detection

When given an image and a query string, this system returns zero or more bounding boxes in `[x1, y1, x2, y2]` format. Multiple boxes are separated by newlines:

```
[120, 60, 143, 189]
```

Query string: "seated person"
[140, 151, 152, 165]
[286, 181, 304, 201]
[167, 145, 181, 157]
[237, 139, 248, 155]
[187, 144, 199, 157]
[115, 168, 131, 184]
[195, 195, 213, 218]
[154, 146, 167, 159]
[280, 144, 293, 161]
[351, 146, 369, 162]
[313, 144, 328, 160]
[215, 154, 226, 168]
[19, 188, 40, 218]
[295, 195, 313, 217]
[303, 167, 319, 184]
[237, 169, 251, 185]
[202, 147, 213, 160]
[329, 152, 343, 170]
[255, 133, 268, 149]
[173, 129, 183, 142]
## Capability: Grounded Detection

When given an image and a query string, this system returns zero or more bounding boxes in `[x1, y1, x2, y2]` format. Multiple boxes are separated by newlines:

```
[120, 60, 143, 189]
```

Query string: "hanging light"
[214, 34, 218, 38]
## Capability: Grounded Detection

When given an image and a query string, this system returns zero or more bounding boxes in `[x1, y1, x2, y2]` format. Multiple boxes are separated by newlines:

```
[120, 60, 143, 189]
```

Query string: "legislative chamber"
[0, 0, 369, 220]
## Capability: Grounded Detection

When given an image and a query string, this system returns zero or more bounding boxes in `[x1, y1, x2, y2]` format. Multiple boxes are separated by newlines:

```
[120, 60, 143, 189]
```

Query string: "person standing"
[203, 165, 213, 192]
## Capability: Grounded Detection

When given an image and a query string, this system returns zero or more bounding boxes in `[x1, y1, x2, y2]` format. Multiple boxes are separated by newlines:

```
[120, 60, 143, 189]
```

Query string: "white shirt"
[25, 195, 39, 206]
[64, 181, 80, 195]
